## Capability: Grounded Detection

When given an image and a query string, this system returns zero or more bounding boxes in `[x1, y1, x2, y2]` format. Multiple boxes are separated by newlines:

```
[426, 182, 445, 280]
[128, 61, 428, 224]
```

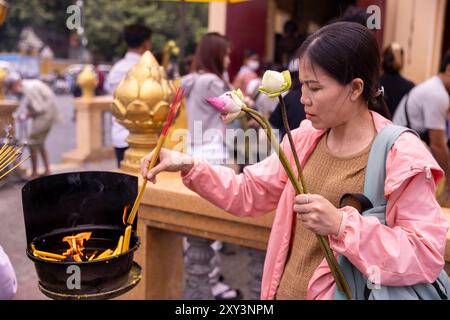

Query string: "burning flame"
[31, 206, 132, 263]
[62, 232, 92, 262]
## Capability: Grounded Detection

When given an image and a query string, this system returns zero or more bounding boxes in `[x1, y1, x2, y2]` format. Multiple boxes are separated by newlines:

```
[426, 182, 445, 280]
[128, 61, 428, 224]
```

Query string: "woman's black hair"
[297, 21, 391, 119]
[123, 24, 152, 49]
[382, 44, 403, 74]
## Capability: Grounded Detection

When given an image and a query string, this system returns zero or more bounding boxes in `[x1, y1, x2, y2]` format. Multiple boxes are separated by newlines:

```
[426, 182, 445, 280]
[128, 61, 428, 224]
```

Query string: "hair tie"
[375, 86, 384, 97]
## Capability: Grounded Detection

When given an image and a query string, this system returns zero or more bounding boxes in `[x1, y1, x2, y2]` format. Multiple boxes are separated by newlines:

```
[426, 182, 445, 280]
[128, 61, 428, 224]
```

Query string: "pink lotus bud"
[206, 91, 243, 115]
[205, 97, 227, 114]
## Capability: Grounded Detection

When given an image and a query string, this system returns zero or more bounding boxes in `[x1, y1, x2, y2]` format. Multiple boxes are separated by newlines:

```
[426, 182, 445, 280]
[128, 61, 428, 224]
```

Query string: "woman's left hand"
[293, 194, 343, 236]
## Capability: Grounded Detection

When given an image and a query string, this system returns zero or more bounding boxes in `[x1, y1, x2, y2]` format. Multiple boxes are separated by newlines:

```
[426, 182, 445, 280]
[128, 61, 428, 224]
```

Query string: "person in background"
[277, 20, 306, 68]
[181, 32, 233, 167]
[380, 43, 415, 117]
[104, 24, 152, 167]
[181, 32, 242, 300]
[393, 50, 450, 205]
[232, 49, 260, 95]
[6, 73, 61, 178]
[93, 62, 105, 96]
[0, 244, 17, 300]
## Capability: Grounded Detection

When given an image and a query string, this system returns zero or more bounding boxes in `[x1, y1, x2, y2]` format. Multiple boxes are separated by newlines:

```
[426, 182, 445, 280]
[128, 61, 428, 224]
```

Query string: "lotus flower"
[206, 89, 246, 124]
[258, 70, 292, 98]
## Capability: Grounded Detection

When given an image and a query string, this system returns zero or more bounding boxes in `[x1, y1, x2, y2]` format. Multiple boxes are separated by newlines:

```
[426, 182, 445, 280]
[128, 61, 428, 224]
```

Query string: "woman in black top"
[380, 43, 415, 118]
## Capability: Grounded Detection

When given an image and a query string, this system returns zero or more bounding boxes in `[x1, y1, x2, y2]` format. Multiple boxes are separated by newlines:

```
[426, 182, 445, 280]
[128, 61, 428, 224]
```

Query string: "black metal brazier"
[22, 171, 141, 299]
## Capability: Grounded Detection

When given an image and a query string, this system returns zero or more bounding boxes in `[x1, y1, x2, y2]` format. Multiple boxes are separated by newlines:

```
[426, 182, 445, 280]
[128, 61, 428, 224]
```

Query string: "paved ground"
[0, 94, 253, 300]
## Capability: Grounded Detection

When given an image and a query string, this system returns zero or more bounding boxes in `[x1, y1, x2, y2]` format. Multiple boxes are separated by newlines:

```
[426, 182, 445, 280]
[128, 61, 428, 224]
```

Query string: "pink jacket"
[182, 111, 449, 300]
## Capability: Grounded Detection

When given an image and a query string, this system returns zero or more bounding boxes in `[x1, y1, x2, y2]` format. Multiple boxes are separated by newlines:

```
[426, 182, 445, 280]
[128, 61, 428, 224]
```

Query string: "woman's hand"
[293, 194, 343, 236]
[140, 148, 194, 184]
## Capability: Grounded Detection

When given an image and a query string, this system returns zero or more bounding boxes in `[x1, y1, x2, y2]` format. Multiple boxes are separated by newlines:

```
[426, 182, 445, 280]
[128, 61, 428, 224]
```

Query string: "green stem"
[242, 106, 352, 300]
[278, 96, 308, 194]
[245, 107, 302, 192]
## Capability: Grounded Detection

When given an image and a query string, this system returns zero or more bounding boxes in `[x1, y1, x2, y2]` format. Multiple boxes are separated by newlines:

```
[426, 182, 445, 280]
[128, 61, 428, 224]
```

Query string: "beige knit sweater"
[276, 133, 373, 300]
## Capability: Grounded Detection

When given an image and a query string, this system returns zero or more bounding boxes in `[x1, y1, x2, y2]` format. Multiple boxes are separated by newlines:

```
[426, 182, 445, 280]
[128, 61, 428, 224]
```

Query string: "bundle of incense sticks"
[0, 136, 29, 181]
[126, 87, 185, 227]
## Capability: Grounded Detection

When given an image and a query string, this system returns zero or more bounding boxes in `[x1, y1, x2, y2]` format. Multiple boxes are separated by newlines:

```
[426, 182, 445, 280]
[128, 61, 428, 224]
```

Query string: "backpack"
[334, 125, 450, 300]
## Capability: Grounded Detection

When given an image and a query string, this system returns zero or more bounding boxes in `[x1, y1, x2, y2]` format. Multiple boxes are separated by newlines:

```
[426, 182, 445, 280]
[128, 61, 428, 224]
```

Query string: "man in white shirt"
[105, 24, 152, 167]
[393, 50, 450, 201]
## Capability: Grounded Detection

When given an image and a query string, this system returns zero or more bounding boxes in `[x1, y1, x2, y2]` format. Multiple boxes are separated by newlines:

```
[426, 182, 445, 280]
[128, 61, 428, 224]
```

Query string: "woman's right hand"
[141, 148, 195, 183]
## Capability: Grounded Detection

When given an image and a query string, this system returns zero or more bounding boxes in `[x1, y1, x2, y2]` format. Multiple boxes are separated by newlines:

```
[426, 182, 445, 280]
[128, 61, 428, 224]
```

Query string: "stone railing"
[62, 96, 114, 164]
[122, 171, 273, 300]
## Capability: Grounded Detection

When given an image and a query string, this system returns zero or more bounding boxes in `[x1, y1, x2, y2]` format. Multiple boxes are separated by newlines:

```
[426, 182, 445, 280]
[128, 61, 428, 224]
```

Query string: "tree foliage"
[84, 0, 208, 61]
[0, 0, 72, 53]
[0, 0, 208, 61]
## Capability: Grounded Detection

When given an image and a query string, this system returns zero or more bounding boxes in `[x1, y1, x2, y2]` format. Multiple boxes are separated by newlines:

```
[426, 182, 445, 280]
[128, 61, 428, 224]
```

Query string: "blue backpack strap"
[334, 125, 416, 300]
[363, 125, 417, 209]
[359, 125, 418, 225]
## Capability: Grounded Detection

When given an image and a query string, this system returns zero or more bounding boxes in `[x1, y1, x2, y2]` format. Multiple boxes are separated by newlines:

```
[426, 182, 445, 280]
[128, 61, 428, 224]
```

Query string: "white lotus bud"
[261, 71, 285, 92]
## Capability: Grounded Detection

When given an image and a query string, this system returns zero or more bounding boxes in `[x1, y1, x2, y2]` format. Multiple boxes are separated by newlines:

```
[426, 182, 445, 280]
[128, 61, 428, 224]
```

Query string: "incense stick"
[0, 155, 29, 180]
[126, 87, 184, 226]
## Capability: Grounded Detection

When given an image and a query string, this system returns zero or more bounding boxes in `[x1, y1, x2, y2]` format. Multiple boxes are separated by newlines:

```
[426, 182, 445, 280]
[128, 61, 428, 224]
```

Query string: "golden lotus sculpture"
[112, 51, 175, 172]
[77, 65, 98, 98]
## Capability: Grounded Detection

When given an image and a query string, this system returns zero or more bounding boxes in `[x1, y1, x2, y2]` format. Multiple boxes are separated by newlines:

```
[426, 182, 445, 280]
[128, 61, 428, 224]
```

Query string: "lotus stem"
[278, 96, 308, 193]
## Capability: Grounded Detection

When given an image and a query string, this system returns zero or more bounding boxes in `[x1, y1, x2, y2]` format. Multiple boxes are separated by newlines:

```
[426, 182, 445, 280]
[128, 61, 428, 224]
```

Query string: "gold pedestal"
[120, 130, 159, 172]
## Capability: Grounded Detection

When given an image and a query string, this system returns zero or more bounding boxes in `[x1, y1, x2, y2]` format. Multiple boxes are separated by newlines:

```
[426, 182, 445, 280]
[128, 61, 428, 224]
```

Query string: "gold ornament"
[77, 65, 98, 99]
[112, 51, 175, 172]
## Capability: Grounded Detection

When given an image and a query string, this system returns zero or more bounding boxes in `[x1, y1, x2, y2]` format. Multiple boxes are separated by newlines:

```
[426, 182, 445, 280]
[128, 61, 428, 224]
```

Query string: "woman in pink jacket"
[141, 22, 448, 299]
